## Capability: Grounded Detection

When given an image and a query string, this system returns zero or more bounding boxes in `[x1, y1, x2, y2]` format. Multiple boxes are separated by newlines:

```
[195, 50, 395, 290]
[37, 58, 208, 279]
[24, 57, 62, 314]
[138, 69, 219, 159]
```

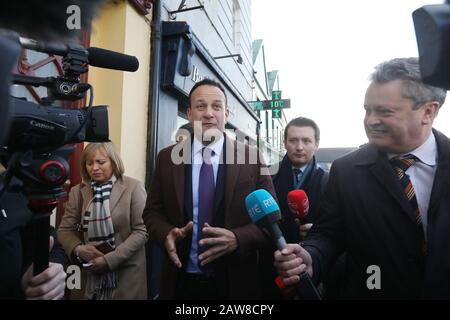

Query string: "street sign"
[248, 99, 290, 111]
[248, 90, 289, 119]
[272, 108, 282, 118]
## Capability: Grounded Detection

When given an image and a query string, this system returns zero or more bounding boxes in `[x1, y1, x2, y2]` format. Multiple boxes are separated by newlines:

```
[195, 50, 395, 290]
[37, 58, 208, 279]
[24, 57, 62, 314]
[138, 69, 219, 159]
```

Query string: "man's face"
[284, 125, 319, 167]
[364, 80, 437, 153]
[187, 85, 229, 142]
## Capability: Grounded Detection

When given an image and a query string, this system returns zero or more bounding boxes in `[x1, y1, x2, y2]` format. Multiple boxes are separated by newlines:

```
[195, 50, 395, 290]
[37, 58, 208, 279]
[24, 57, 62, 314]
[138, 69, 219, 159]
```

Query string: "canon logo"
[30, 120, 54, 131]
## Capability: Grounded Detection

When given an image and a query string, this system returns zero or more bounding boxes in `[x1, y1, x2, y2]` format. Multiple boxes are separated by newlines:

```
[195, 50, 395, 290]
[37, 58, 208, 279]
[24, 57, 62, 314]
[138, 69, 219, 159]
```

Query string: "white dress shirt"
[186, 135, 224, 274]
[388, 133, 437, 239]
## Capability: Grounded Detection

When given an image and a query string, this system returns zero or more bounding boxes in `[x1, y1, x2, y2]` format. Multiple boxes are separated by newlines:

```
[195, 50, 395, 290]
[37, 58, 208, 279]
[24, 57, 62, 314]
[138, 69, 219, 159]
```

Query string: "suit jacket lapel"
[358, 145, 417, 223]
[212, 138, 226, 226]
[183, 162, 192, 222]
[173, 163, 185, 220]
[428, 130, 450, 216]
[273, 155, 294, 210]
[79, 183, 92, 208]
[171, 139, 191, 218]
[224, 136, 239, 215]
[110, 178, 126, 213]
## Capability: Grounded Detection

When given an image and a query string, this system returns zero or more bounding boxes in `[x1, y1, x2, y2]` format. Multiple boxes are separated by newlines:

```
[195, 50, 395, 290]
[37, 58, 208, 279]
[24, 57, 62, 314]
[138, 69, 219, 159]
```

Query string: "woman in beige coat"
[58, 142, 148, 300]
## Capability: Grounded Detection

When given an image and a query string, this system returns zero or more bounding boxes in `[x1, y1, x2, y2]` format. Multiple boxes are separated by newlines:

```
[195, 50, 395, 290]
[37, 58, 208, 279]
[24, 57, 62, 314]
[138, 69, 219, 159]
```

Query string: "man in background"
[272, 117, 328, 243]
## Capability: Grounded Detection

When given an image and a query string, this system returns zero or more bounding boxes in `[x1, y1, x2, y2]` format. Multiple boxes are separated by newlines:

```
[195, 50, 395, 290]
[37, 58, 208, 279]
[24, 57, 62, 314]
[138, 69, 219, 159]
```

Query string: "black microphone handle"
[269, 222, 287, 250]
[268, 219, 322, 300]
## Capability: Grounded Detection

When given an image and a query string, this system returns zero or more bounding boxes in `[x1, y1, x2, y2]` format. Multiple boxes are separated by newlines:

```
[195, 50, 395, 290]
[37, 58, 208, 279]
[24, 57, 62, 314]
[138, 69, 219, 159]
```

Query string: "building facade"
[252, 39, 287, 165]
[156, 0, 256, 154]
[10, 0, 289, 299]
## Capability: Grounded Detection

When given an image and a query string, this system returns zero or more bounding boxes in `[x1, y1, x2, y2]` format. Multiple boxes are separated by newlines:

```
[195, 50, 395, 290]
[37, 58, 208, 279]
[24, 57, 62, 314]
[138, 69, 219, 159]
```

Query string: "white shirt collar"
[193, 134, 225, 157]
[388, 132, 437, 166]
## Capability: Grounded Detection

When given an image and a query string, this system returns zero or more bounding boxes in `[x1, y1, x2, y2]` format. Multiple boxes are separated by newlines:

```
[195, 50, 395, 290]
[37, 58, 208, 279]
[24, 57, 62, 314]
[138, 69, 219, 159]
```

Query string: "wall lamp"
[214, 54, 243, 65]
[169, 0, 204, 20]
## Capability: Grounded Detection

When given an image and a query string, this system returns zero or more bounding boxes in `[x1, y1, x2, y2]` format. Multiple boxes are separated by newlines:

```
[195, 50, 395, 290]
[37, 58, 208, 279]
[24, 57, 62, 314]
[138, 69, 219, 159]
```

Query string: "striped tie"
[390, 154, 422, 226]
[390, 154, 427, 256]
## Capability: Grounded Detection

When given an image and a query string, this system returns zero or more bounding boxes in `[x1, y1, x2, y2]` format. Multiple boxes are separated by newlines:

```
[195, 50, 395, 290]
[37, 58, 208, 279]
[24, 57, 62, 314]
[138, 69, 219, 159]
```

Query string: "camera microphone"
[17, 36, 139, 72]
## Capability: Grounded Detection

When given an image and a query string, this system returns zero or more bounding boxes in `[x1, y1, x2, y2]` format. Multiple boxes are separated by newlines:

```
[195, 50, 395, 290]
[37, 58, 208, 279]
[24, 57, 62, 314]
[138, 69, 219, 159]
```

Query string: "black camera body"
[413, 3, 450, 90]
[0, 33, 110, 200]
[9, 98, 108, 153]
[0, 8, 138, 274]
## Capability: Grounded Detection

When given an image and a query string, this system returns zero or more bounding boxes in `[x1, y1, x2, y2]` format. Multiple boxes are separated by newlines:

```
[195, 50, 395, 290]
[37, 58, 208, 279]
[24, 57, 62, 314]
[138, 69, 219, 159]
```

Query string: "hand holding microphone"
[274, 243, 313, 286]
[287, 189, 313, 239]
[245, 189, 320, 299]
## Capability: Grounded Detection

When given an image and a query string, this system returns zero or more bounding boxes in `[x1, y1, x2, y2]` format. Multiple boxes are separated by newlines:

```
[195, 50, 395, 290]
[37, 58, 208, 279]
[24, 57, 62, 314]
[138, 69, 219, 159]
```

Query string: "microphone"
[245, 189, 321, 300]
[245, 189, 286, 250]
[16, 36, 139, 72]
[287, 189, 309, 220]
[87, 47, 139, 72]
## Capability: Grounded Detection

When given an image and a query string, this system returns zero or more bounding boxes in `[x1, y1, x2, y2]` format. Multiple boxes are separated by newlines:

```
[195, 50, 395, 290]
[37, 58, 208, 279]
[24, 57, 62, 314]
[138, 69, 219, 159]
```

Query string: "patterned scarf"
[82, 175, 118, 300]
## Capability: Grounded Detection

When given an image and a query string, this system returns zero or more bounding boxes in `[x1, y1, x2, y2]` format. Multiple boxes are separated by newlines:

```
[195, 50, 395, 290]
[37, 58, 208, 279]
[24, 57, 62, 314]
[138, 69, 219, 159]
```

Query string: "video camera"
[413, 1, 450, 89]
[0, 23, 138, 274]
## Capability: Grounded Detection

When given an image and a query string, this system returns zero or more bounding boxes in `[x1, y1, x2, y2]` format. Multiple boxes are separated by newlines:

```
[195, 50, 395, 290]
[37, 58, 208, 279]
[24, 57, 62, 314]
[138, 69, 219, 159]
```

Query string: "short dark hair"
[284, 117, 320, 142]
[188, 78, 228, 108]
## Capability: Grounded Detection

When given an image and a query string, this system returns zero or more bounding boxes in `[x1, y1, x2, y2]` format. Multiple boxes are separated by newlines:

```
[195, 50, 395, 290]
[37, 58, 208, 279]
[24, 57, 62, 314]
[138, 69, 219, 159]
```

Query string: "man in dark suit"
[274, 57, 450, 299]
[262, 117, 328, 299]
[143, 78, 275, 299]
[272, 117, 328, 243]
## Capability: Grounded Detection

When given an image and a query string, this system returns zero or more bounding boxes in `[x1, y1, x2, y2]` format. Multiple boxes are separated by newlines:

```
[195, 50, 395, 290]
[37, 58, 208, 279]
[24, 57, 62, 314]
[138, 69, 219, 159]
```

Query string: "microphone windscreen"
[287, 189, 309, 220]
[88, 47, 139, 72]
[245, 189, 280, 224]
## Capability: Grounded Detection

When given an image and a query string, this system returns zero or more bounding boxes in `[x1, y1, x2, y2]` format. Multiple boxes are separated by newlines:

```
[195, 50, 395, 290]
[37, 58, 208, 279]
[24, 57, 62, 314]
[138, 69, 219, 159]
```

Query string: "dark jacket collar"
[356, 129, 450, 225]
[273, 154, 320, 193]
[355, 129, 450, 166]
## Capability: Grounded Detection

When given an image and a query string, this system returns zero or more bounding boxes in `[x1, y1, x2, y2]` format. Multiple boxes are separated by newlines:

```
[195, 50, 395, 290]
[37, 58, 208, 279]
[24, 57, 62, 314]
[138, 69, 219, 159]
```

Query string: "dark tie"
[390, 154, 422, 226]
[198, 147, 215, 273]
[293, 168, 303, 187]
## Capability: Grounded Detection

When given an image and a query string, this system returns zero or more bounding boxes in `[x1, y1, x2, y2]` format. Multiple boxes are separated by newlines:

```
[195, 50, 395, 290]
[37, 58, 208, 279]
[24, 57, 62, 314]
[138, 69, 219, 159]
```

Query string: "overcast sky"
[252, 0, 448, 148]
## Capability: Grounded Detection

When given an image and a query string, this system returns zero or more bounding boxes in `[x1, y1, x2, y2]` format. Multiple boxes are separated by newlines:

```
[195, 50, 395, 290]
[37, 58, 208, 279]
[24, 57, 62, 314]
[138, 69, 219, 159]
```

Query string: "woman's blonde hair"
[80, 142, 125, 182]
